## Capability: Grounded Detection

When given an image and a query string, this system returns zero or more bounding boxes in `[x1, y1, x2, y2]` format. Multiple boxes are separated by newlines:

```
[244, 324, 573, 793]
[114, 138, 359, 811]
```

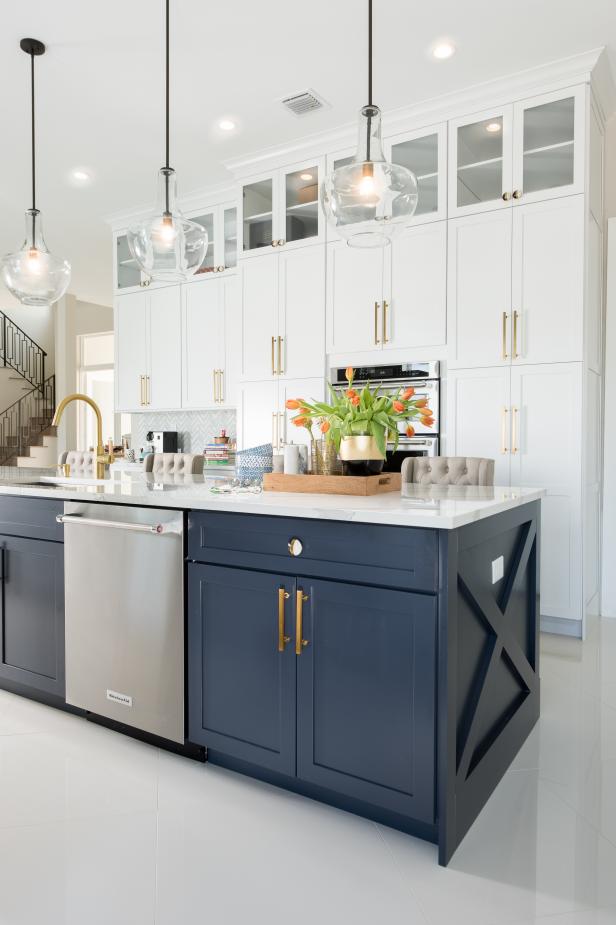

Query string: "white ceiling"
[1, 0, 615, 308]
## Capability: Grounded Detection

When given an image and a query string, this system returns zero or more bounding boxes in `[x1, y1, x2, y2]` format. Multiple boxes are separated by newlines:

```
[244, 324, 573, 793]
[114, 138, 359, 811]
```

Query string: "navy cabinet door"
[188, 563, 297, 775]
[296, 579, 437, 823]
[0, 536, 65, 698]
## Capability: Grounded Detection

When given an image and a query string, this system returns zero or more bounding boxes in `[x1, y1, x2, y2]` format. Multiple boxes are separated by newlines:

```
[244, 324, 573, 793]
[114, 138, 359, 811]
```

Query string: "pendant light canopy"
[321, 0, 418, 248]
[128, 0, 207, 282]
[1, 39, 71, 307]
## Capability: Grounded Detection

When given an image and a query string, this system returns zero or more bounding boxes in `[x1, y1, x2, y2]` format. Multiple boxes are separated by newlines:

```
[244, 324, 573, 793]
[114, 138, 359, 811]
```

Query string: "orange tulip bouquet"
[286, 366, 434, 475]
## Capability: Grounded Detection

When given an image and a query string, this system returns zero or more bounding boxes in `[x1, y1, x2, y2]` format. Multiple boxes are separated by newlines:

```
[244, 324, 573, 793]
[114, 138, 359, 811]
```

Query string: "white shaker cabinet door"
[385, 221, 447, 350]
[182, 279, 222, 409]
[147, 286, 182, 410]
[115, 291, 148, 412]
[511, 196, 584, 365]
[237, 380, 278, 451]
[447, 210, 513, 369]
[510, 363, 583, 625]
[241, 253, 278, 380]
[278, 246, 325, 380]
[219, 274, 241, 407]
[326, 241, 385, 353]
[445, 366, 512, 487]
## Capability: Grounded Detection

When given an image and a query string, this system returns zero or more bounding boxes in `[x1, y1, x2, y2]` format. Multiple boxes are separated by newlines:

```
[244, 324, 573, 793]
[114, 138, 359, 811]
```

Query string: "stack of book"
[204, 443, 233, 466]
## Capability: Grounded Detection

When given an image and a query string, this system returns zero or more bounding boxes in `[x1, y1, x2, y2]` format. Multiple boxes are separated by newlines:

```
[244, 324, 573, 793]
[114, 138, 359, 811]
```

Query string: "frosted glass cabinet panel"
[115, 234, 143, 290]
[242, 178, 274, 253]
[191, 212, 216, 273]
[454, 111, 511, 211]
[388, 123, 446, 222]
[224, 207, 237, 269]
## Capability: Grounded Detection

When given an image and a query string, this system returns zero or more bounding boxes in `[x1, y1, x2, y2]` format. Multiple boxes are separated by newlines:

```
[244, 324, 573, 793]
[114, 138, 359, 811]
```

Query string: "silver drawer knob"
[288, 538, 303, 557]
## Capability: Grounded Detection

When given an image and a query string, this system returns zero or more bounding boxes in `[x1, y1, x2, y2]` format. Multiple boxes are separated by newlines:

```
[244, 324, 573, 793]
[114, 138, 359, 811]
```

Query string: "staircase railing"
[0, 375, 55, 466]
[0, 310, 47, 391]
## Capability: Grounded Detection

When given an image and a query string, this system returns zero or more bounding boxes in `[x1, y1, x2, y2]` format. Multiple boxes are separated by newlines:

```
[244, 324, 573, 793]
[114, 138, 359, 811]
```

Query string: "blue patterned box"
[235, 443, 273, 480]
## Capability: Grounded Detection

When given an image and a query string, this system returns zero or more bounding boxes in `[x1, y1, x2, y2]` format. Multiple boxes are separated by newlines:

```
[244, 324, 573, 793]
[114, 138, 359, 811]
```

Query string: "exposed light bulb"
[27, 247, 41, 271]
[158, 214, 177, 244]
[359, 173, 376, 197]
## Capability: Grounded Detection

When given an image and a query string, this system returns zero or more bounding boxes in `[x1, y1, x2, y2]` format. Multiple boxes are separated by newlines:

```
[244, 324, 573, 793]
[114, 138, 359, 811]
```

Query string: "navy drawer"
[0, 496, 64, 543]
[188, 511, 438, 592]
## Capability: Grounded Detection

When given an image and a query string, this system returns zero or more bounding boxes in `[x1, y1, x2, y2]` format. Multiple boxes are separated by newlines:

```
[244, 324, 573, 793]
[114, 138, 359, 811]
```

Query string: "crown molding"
[588, 48, 616, 126]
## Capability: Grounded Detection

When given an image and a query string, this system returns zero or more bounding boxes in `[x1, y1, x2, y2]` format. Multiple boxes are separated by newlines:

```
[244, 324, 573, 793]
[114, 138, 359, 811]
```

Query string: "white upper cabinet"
[186, 203, 238, 277]
[241, 246, 325, 381]
[240, 158, 325, 258]
[385, 123, 447, 224]
[182, 274, 240, 409]
[449, 87, 585, 218]
[512, 86, 585, 206]
[448, 105, 514, 218]
[384, 222, 447, 350]
[511, 195, 584, 365]
[115, 286, 182, 412]
[447, 210, 513, 368]
[114, 233, 151, 293]
[326, 241, 385, 354]
[115, 291, 148, 411]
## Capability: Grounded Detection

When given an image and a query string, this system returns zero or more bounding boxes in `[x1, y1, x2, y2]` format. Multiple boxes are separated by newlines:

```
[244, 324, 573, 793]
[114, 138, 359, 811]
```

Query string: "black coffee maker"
[146, 431, 179, 454]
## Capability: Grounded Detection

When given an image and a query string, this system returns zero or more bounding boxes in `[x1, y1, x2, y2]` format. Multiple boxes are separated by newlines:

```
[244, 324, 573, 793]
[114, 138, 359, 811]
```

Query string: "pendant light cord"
[164, 0, 170, 215]
[366, 0, 373, 162]
[30, 51, 36, 213]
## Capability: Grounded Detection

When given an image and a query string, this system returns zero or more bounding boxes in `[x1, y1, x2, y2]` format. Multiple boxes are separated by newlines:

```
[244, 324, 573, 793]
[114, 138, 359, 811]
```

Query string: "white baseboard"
[540, 615, 583, 638]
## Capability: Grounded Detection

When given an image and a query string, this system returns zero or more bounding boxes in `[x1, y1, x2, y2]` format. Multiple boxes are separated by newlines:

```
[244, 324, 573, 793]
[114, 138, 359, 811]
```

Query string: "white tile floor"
[0, 621, 615, 925]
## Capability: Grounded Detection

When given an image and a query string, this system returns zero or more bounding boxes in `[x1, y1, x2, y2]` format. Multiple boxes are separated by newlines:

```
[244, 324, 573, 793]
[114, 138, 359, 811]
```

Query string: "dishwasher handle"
[56, 514, 182, 535]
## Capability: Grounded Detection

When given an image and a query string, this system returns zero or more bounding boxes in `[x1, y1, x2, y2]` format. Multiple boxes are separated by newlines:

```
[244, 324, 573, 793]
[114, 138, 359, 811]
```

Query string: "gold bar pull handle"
[271, 336, 276, 376]
[277, 336, 284, 375]
[278, 588, 290, 652]
[512, 406, 519, 454]
[295, 589, 309, 656]
[219, 369, 224, 404]
[502, 312, 509, 360]
[513, 310, 520, 359]
[382, 300, 389, 344]
[213, 369, 218, 403]
[278, 412, 285, 447]
[501, 407, 509, 454]
[272, 412, 277, 449]
[374, 302, 380, 345]
[139, 375, 144, 406]
[147, 376, 151, 405]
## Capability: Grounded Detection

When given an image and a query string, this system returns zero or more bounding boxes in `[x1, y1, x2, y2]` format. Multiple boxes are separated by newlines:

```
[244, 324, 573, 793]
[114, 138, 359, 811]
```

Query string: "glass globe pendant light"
[321, 0, 418, 248]
[127, 0, 207, 282]
[1, 39, 71, 307]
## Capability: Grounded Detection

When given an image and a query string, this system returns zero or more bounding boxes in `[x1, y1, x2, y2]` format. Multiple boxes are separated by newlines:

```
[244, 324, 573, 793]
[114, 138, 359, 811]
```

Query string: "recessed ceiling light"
[485, 122, 502, 133]
[432, 41, 456, 60]
[218, 119, 236, 132]
[72, 169, 91, 182]
[300, 173, 313, 181]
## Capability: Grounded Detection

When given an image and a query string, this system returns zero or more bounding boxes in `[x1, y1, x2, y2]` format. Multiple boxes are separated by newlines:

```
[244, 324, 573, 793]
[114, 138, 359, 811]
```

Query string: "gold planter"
[339, 436, 385, 476]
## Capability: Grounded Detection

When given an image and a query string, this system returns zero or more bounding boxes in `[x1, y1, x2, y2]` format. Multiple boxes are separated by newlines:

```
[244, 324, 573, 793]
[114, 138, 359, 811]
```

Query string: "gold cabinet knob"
[278, 239, 286, 247]
[512, 189, 523, 199]
[271, 240, 278, 247]
[502, 191, 512, 201]
[288, 538, 303, 557]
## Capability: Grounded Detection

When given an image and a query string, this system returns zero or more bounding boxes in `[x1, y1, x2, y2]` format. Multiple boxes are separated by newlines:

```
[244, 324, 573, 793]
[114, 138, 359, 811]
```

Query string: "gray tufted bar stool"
[57, 450, 96, 477]
[401, 456, 495, 486]
[144, 452, 204, 477]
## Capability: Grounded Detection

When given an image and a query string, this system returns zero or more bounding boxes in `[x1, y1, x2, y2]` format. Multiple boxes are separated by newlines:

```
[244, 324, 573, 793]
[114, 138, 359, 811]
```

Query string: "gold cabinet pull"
[147, 375, 151, 405]
[502, 191, 512, 201]
[213, 369, 218, 403]
[278, 412, 285, 446]
[512, 189, 523, 200]
[272, 412, 278, 449]
[512, 406, 519, 453]
[219, 369, 224, 403]
[278, 588, 291, 652]
[513, 310, 520, 359]
[502, 312, 509, 360]
[374, 302, 380, 345]
[139, 375, 145, 406]
[277, 336, 284, 375]
[271, 336, 276, 375]
[382, 300, 389, 344]
[501, 407, 509, 454]
[295, 589, 309, 656]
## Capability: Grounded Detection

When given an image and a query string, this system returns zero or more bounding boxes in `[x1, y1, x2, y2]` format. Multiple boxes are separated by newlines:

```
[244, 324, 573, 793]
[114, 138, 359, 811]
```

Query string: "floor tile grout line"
[373, 823, 438, 925]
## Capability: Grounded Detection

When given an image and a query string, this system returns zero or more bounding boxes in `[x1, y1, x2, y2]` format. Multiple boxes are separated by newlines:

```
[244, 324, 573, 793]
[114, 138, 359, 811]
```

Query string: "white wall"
[54, 295, 114, 454]
[601, 116, 616, 617]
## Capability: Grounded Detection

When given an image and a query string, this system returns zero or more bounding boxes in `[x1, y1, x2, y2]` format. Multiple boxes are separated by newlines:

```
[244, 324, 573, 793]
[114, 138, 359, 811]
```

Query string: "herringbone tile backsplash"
[130, 410, 236, 454]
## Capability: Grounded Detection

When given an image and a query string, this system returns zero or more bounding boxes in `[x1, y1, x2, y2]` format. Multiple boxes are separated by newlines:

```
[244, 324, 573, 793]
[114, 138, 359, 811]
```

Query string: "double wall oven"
[331, 361, 440, 472]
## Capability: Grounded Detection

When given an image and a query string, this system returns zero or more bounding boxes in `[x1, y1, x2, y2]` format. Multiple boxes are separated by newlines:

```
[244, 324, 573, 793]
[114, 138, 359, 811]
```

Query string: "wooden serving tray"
[262, 472, 401, 496]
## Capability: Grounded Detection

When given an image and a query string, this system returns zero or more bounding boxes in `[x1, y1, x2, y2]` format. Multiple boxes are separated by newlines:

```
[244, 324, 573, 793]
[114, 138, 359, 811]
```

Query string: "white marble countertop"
[0, 467, 545, 530]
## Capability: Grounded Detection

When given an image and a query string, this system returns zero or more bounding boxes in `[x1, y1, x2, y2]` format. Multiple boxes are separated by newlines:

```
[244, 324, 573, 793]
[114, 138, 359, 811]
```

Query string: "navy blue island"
[184, 483, 543, 866]
[0, 473, 543, 867]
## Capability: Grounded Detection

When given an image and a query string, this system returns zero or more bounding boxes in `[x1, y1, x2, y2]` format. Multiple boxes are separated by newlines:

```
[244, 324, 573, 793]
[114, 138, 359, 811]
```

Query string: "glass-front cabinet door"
[115, 233, 144, 291]
[190, 210, 216, 275]
[223, 206, 237, 270]
[512, 86, 585, 204]
[448, 105, 513, 217]
[241, 175, 275, 256]
[279, 159, 324, 249]
[386, 123, 446, 223]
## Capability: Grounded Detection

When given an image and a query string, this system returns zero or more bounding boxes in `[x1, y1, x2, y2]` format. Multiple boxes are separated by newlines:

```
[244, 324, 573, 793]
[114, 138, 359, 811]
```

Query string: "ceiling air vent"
[281, 89, 328, 117]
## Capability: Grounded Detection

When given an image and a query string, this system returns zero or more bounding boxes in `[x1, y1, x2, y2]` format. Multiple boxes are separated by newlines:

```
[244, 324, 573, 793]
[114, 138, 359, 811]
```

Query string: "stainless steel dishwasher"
[59, 501, 185, 743]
